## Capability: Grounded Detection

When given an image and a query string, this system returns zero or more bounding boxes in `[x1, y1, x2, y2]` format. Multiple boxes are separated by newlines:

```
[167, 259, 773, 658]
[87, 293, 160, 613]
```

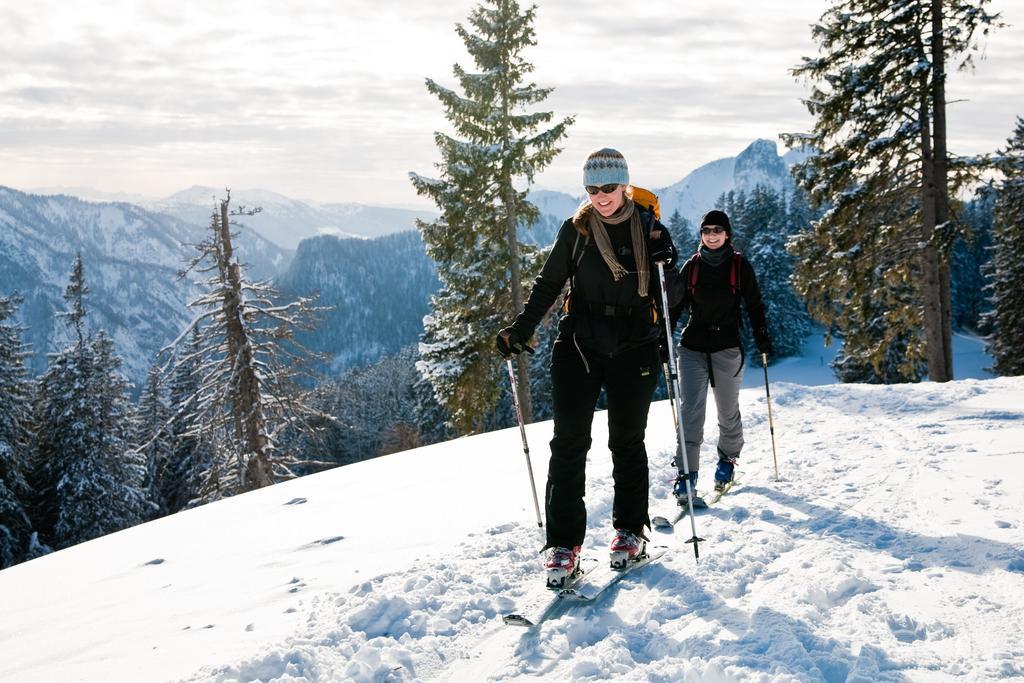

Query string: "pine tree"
[984, 117, 1024, 375]
[32, 257, 152, 549]
[136, 366, 174, 516]
[290, 347, 447, 470]
[410, 0, 573, 434]
[666, 209, 692, 253]
[412, 357, 454, 447]
[162, 327, 210, 512]
[783, 0, 1001, 382]
[952, 189, 994, 331]
[167, 193, 323, 503]
[788, 193, 928, 382]
[0, 294, 37, 568]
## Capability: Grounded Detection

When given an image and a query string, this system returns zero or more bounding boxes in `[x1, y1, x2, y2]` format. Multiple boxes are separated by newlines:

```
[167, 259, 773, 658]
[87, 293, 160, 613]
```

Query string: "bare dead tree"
[162, 190, 329, 502]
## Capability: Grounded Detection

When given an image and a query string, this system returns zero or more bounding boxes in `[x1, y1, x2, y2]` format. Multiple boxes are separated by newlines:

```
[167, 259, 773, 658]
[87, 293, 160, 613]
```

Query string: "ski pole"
[661, 360, 682, 474]
[761, 353, 779, 482]
[656, 261, 705, 561]
[506, 358, 544, 528]
[661, 362, 679, 435]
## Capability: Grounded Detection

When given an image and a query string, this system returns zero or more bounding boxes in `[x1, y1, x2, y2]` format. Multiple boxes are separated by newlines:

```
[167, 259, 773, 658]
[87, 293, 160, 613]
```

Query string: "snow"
[1, 348, 1021, 681]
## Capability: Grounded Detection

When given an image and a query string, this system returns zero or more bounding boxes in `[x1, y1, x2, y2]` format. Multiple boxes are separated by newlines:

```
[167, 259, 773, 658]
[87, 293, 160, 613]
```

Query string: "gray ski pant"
[675, 346, 744, 476]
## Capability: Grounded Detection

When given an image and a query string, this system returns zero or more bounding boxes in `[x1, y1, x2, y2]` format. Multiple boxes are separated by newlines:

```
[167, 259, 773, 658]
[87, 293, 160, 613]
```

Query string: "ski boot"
[673, 471, 708, 509]
[714, 454, 738, 492]
[545, 545, 582, 589]
[609, 530, 647, 570]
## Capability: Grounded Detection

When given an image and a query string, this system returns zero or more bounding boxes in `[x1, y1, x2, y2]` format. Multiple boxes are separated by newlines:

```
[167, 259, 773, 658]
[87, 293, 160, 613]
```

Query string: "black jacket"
[669, 246, 769, 353]
[510, 209, 677, 357]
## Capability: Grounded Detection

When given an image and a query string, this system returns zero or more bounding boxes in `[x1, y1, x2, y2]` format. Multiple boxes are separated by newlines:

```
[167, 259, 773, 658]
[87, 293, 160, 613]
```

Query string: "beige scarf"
[583, 197, 650, 298]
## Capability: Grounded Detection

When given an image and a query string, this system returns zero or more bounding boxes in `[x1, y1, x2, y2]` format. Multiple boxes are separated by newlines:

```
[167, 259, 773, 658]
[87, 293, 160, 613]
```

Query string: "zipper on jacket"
[572, 333, 591, 374]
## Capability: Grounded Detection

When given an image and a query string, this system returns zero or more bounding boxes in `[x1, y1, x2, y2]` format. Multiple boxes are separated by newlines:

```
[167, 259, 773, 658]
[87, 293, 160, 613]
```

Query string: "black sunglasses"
[585, 183, 620, 195]
[700, 226, 727, 235]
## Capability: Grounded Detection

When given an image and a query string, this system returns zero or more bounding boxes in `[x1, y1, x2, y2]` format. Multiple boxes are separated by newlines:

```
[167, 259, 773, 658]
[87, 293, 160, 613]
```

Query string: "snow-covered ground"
[1, 341, 1020, 682]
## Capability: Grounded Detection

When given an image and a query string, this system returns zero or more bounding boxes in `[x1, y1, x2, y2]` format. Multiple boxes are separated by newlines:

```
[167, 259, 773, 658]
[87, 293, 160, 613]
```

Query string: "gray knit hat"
[583, 148, 629, 187]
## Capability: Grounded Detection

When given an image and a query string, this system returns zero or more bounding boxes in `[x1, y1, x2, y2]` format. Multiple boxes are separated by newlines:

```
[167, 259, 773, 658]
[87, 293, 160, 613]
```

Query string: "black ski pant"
[544, 338, 660, 550]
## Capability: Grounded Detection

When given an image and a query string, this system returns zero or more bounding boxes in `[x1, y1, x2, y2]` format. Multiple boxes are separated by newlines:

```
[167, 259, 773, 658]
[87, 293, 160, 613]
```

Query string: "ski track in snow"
[178, 379, 1024, 682]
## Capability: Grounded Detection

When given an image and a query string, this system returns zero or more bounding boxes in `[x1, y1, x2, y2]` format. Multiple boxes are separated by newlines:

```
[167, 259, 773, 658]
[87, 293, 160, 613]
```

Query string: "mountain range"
[0, 187, 289, 379]
[3, 138, 799, 385]
[143, 187, 438, 250]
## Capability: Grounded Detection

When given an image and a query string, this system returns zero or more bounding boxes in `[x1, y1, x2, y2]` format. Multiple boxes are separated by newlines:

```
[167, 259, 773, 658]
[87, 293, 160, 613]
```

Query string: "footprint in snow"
[284, 497, 307, 506]
[299, 535, 345, 550]
[886, 614, 928, 642]
[874, 533, 896, 549]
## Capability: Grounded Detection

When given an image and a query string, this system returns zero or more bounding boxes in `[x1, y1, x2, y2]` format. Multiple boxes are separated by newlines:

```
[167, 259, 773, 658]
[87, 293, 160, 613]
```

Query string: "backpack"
[626, 185, 660, 221]
[686, 251, 742, 297]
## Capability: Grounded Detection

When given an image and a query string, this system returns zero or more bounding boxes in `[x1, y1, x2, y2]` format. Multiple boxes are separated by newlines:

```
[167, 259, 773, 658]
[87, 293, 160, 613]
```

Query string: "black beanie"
[700, 209, 732, 238]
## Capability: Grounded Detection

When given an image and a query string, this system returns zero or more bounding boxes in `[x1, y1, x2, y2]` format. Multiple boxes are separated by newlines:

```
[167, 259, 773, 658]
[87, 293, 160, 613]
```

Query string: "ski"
[651, 505, 691, 532]
[707, 477, 738, 505]
[652, 478, 739, 532]
[557, 546, 668, 603]
[501, 548, 666, 628]
[501, 557, 598, 628]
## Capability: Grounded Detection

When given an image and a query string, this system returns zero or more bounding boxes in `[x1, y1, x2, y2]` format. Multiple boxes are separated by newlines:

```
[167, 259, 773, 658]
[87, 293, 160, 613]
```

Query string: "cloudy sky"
[1, 0, 1020, 207]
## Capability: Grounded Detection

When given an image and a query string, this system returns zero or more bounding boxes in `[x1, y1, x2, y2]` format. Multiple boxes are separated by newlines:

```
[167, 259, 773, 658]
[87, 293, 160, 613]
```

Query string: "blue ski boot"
[714, 454, 737, 493]
[673, 471, 707, 509]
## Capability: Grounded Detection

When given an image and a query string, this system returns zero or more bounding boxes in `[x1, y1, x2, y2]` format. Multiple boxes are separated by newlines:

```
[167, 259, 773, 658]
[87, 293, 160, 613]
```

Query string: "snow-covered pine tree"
[167, 194, 323, 503]
[785, 184, 816, 238]
[162, 327, 210, 513]
[666, 209, 692, 252]
[984, 117, 1024, 375]
[412, 359, 454, 447]
[31, 256, 152, 550]
[524, 317, 557, 422]
[291, 347, 444, 470]
[738, 186, 778, 252]
[788, 190, 928, 382]
[951, 188, 994, 331]
[410, 0, 573, 434]
[783, 0, 1001, 382]
[715, 190, 748, 249]
[0, 293, 37, 568]
[136, 366, 174, 516]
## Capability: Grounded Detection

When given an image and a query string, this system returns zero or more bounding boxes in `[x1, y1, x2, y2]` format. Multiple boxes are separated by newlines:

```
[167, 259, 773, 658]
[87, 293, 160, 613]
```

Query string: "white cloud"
[0, 0, 1020, 206]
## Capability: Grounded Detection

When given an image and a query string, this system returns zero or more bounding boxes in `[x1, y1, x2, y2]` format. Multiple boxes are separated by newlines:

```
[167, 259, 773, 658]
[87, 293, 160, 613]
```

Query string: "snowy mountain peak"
[527, 189, 581, 220]
[733, 138, 790, 193]
[647, 138, 796, 229]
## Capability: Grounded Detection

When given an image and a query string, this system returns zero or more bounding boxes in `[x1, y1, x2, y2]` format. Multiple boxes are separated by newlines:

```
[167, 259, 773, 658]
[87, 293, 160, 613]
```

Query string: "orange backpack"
[626, 185, 661, 221]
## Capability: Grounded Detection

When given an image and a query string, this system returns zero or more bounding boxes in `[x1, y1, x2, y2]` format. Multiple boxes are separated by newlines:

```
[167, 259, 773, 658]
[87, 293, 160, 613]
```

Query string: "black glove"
[495, 326, 534, 357]
[649, 232, 676, 267]
[754, 327, 773, 356]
